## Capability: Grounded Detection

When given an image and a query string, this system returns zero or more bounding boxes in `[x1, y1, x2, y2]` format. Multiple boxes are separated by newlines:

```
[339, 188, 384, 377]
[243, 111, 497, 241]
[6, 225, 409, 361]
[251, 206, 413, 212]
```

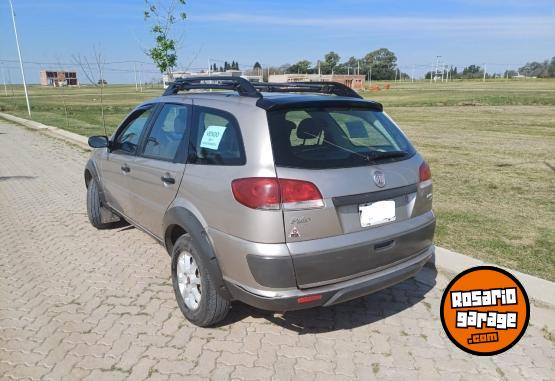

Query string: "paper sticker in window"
[200, 126, 227, 150]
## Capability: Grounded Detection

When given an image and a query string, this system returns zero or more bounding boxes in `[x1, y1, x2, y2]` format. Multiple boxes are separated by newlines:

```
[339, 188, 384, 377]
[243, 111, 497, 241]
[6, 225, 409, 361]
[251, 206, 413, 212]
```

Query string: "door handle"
[121, 164, 130, 173]
[161, 175, 175, 184]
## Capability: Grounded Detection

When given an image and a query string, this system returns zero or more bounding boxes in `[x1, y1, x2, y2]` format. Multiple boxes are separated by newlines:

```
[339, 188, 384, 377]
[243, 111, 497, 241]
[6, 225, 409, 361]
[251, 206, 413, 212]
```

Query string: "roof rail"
[162, 77, 363, 100]
[163, 76, 261, 98]
[252, 81, 363, 99]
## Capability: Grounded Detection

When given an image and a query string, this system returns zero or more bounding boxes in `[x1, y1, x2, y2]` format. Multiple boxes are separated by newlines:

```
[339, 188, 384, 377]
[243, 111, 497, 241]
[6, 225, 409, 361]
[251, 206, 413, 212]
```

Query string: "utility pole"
[8, 0, 31, 118]
[411, 65, 415, 83]
[139, 64, 143, 92]
[357, 61, 360, 76]
[1, 64, 7, 96]
[441, 64, 445, 82]
[483, 63, 487, 82]
[433, 55, 441, 84]
[368, 67, 372, 86]
[134, 64, 138, 91]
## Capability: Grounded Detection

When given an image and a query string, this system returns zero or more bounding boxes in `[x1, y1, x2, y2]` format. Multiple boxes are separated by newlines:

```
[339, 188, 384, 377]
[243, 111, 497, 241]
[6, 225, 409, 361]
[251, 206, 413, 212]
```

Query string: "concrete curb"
[0, 112, 91, 151]
[431, 246, 555, 308]
[1, 112, 554, 308]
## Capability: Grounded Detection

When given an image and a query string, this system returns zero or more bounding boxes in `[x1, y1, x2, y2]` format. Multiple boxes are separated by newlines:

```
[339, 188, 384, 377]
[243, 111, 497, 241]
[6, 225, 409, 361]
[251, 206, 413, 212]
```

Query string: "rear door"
[101, 106, 155, 216]
[267, 107, 434, 288]
[127, 101, 191, 238]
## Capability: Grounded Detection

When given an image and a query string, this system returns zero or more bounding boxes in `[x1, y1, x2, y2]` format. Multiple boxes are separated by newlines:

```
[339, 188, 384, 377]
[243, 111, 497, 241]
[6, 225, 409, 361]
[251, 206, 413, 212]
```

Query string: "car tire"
[171, 234, 230, 327]
[86, 179, 118, 229]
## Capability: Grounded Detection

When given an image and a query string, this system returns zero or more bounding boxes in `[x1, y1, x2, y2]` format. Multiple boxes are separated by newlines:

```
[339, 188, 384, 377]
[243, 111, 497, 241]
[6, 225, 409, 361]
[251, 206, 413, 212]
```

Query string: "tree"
[286, 60, 312, 74]
[519, 61, 548, 77]
[548, 57, 555, 77]
[362, 48, 397, 80]
[144, 0, 187, 80]
[320, 51, 340, 74]
[253, 61, 262, 70]
[461, 65, 482, 79]
[72, 48, 108, 134]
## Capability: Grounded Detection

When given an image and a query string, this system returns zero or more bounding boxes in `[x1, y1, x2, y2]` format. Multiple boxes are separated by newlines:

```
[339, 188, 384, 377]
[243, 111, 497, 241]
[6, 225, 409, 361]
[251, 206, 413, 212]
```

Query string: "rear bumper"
[225, 245, 434, 311]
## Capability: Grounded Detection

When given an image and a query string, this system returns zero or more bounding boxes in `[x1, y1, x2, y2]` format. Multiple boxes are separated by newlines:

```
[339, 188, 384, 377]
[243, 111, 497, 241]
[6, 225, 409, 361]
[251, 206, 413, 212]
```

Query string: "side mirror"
[88, 135, 110, 149]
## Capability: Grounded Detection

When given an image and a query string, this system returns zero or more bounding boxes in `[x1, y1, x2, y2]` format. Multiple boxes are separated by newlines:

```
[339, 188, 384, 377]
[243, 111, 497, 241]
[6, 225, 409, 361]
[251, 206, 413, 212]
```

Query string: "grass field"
[1, 80, 554, 280]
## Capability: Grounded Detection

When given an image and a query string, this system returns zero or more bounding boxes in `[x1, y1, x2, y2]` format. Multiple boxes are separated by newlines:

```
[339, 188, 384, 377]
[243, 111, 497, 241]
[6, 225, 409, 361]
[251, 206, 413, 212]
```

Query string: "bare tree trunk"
[72, 48, 107, 136]
[55, 58, 70, 130]
[94, 48, 106, 134]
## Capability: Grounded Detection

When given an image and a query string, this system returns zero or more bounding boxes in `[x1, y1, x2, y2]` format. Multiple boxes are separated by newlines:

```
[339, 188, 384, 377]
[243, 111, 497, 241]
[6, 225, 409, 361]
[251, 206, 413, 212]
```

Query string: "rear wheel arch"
[163, 207, 231, 300]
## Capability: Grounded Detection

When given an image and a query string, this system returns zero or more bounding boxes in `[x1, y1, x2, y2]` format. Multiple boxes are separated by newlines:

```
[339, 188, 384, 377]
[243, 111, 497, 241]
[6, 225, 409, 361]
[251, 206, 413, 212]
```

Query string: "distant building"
[268, 74, 365, 90]
[40, 70, 78, 86]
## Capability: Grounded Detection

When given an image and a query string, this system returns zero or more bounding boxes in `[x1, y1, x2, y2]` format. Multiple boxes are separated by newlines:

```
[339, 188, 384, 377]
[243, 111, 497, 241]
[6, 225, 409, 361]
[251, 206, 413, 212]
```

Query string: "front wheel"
[171, 234, 230, 327]
[86, 179, 119, 229]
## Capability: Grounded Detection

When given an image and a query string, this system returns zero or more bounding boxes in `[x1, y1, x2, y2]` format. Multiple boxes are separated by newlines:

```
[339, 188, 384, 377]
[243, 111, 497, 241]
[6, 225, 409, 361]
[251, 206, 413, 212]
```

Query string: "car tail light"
[279, 179, 324, 210]
[297, 294, 322, 304]
[231, 178, 324, 210]
[231, 178, 280, 210]
[419, 161, 432, 182]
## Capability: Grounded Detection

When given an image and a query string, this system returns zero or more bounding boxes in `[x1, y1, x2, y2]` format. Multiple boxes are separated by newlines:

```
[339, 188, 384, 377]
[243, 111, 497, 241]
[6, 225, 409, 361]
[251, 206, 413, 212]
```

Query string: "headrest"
[173, 109, 188, 133]
[297, 118, 323, 140]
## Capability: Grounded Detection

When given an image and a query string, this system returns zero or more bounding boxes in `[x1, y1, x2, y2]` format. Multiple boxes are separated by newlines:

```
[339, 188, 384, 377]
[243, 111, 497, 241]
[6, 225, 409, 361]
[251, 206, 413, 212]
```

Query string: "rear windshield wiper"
[364, 150, 408, 161]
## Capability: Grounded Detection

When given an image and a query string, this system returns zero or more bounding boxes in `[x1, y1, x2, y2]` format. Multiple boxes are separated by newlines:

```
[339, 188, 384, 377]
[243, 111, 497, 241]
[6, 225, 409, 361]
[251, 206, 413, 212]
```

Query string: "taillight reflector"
[297, 294, 322, 304]
[419, 161, 432, 182]
[231, 178, 324, 210]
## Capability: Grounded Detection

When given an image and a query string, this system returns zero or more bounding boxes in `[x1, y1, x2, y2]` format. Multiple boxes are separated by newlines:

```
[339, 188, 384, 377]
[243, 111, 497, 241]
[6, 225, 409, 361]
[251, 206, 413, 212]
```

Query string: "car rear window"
[267, 107, 416, 169]
[188, 107, 245, 166]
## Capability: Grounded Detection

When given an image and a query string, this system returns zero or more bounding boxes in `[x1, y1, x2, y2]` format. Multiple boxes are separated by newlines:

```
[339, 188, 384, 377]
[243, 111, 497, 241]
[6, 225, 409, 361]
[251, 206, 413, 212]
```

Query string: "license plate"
[359, 200, 396, 227]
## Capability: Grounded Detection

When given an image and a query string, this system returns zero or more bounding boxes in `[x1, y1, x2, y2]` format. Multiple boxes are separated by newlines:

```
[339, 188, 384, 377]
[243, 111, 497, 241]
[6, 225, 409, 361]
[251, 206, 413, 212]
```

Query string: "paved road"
[0, 121, 553, 381]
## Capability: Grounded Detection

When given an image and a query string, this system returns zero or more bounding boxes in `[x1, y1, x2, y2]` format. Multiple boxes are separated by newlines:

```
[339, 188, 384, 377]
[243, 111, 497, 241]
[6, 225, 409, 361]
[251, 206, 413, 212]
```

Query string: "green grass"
[1, 80, 554, 280]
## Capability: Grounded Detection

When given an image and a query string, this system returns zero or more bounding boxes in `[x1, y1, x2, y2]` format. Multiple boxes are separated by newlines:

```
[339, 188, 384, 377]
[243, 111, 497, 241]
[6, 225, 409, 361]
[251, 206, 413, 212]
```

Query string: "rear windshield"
[267, 107, 416, 169]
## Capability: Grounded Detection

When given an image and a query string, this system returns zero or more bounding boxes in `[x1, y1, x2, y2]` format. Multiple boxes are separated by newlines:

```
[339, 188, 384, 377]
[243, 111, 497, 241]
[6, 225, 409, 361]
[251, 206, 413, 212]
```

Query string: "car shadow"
[0, 176, 37, 182]
[221, 264, 437, 333]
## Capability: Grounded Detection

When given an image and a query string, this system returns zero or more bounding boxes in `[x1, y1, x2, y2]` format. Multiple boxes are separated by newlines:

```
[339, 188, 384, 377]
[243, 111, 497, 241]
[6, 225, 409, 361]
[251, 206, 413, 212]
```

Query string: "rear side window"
[188, 107, 245, 165]
[267, 107, 416, 169]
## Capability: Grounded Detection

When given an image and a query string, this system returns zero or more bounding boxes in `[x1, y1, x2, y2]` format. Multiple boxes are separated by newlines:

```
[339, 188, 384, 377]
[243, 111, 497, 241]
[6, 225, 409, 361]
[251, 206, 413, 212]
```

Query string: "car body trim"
[332, 183, 418, 207]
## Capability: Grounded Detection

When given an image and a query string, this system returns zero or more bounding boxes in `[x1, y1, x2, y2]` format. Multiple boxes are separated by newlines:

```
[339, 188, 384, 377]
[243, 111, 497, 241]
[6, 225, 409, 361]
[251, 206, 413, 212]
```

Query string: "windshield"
[267, 107, 416, 169]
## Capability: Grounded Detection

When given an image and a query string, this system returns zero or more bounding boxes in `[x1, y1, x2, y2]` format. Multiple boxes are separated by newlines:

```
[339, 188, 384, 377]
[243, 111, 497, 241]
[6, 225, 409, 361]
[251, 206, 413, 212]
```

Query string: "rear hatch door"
[267, 106, 434, 288]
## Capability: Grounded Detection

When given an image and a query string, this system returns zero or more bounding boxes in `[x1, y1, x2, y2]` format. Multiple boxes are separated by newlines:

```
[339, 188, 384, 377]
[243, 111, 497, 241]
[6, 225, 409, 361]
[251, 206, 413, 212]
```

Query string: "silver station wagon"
[85, 77, 435, 326]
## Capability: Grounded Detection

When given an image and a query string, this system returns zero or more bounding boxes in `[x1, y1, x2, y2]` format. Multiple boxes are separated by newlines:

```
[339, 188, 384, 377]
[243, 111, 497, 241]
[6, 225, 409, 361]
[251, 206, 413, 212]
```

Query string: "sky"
[0, 0, 554, 84]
